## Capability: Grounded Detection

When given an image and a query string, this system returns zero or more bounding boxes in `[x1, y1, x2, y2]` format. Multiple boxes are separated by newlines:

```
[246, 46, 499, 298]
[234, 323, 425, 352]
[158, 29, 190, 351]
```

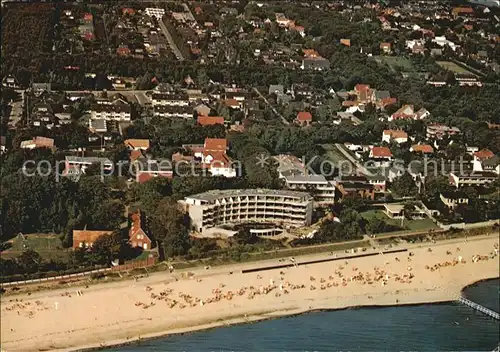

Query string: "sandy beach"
[1, 235, 499, 352]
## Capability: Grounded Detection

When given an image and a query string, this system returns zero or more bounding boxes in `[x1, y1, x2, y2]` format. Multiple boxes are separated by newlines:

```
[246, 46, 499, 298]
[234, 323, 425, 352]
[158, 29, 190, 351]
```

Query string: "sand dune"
[1, 235, 499, 352]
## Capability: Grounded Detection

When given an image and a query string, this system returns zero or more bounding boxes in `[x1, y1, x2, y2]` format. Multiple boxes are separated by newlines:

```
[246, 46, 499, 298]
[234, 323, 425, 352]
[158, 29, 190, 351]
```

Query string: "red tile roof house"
[410, 144, 434, 154]
[369, 146, 393, 167]
[380, 42, 392, 54]
[382, 130, 408, 144]
[73, 230, 112, 249]
[197, 115, 225, 126]
[473, 148, 494, 161]
[117, 46, 131, 57]
[185, 138, 236, 178]
[124, 139, 150, 150]
[296, 111, 312, 126]
[354, 84, 372, 102]
[129, 210, 152, 250]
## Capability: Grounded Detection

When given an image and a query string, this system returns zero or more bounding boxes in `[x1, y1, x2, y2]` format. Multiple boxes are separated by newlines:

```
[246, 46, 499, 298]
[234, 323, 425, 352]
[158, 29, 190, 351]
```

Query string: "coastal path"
[458, 296, 500, 320]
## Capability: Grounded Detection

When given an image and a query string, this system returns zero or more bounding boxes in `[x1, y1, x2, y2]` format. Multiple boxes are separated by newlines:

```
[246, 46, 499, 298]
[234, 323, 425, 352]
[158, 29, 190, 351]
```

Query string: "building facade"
[182, 189, 313, 233]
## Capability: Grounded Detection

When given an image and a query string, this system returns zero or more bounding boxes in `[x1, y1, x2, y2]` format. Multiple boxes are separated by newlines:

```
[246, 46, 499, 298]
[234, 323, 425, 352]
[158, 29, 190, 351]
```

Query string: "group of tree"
[0, 174, 124, 244]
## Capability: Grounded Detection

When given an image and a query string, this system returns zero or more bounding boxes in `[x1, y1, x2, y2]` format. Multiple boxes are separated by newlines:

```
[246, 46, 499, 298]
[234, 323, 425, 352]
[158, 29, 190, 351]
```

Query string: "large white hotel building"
[182, 189, 313, 234]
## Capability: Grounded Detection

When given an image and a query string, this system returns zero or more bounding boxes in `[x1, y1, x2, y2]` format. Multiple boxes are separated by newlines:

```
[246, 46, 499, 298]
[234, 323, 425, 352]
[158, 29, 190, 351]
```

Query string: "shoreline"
[76, 278, 499, 352]
[2, 235, 499, 352]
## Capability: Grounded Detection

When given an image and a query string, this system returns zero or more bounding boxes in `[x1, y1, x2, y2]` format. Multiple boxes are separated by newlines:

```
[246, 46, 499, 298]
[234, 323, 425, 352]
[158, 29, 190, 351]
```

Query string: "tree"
[391, 173, 417, 197]
[16, 250, 42, 274]
[149, 199, 191, 258]
[403, 202, 416, 221]
[90, 232, 127, 265]
[131, 177, 172, 212]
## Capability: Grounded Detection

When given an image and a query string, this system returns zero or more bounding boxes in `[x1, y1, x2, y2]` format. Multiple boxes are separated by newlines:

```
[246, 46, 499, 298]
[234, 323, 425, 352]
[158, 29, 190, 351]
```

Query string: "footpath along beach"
[1, 235, 499, 352]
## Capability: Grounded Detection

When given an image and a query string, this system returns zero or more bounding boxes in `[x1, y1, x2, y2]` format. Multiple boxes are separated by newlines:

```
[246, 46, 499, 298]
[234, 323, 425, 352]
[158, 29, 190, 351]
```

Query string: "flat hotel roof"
[186, 189, 311, 202]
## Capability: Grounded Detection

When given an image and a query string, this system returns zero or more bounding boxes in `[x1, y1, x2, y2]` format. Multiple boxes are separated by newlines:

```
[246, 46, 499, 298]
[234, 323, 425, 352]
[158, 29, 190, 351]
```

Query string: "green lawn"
[2, 234, 71, 262]
[8, 234, 63, 252]
[322, 144, 354, 172]
[436, 61, 475, 75]
[360, 210, 438, 232]
[374, 56, 415, 71]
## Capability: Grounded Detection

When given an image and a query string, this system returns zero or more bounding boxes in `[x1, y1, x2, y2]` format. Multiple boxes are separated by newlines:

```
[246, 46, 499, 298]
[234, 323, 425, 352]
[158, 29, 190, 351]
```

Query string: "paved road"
[158, 18, 185, 61]
[253, 87, 290, 125]
[335, 143, 370, 175]
[7, 90, 23, 127]
[134, 92, 152, 106]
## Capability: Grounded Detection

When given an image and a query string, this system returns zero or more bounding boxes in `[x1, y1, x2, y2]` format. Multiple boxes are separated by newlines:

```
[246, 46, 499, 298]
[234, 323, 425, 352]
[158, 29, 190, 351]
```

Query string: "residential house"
[2, 75, 20, 88]
[473, 149, 494, 162]
[221, 98, 243, 110]
[72, 230, 112, 249]
[410, 144, 434, 154]
[426, 124, 461, 140]
[152, 91, 189, 107]
[89, 119, 108, 133]
[369, 146, 393, 167]
[145, 7, 165, 19]
[452, 7, 474, 17]
[440, 191, 469, 209]
[133, 157, 174, 184]
[0, 136, 6, 153]
[336, 177, 375, 201]
[31, 83, 52, 96]
[455, 74, 482, 87]
[382, 130, 408, 144]
[129, 210, 152, 250]
[449, 171, 498, 188]
[124, 139, 150, 151]
[194, 104, 211, 116]
[154, 105, 193, 118]
[432, 36, 458, 51]
[477, 156, 500, 175]
[64, 156, 113, 175]
[91, 98, 131, 121]
[301, 58, 330, 71]
[20, 136, 55, 150]
[389, 105, 414, 121]
[269, 84, 284, 95]
[296, 111, 312, 126]
[274, 155, 337, 204]
[197, 115, 225, 126]
[380, 42, 392, 54]
[384, 204, 425, 219]
[340, 39, 351, 47]
[185, 138, 237, 178]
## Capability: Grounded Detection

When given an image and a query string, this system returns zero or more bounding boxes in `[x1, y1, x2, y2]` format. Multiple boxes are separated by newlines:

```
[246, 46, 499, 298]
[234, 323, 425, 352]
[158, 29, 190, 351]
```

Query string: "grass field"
[322, 144, 354, 173]
[436, 61, 476, 75]
[374, 56, 415, 72]
[2, 234, 71, 262]
[361, 210, 438, 232]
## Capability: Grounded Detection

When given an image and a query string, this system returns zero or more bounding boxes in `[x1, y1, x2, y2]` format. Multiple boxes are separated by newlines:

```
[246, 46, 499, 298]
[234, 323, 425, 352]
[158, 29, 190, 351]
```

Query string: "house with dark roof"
[301, 58, 330, 71]
[440, 191, 469, 209]
[91, 98, 131, 121]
